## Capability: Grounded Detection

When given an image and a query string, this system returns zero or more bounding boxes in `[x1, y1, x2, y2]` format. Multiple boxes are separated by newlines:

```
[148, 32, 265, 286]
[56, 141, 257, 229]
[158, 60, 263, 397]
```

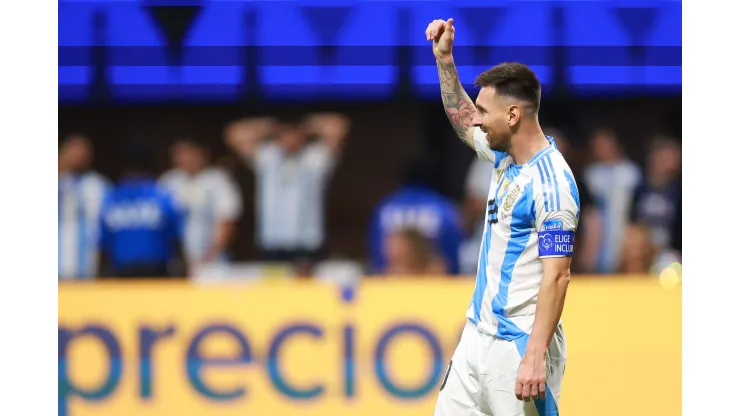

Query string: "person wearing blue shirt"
[368, 157, 465, 275]
[97, 144, 188, 278]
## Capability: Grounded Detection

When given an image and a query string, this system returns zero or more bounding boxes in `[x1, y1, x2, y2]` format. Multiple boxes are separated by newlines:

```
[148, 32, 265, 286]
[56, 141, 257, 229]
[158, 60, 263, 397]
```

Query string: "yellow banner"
[58, 278, 681, 416]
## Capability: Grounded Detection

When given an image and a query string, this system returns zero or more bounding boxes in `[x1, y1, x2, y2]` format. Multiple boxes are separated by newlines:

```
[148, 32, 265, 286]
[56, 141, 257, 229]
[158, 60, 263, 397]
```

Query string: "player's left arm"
[517, 166, 580, 401]
[527, 256, 571, 354]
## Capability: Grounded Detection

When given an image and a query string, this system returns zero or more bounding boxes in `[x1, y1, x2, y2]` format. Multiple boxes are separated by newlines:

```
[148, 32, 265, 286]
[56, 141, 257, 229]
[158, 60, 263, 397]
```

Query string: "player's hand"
[426, 18, 455, 61]
[515, 353, 547, 402]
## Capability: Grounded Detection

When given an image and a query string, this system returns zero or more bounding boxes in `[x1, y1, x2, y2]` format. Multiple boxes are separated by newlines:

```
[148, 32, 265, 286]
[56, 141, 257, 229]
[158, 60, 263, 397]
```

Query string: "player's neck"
[509, 123, 550, 166]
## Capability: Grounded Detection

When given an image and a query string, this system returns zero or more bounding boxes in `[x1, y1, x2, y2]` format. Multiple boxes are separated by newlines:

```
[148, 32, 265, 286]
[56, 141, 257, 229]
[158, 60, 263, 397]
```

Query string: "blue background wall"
[59, 0, 681, 103]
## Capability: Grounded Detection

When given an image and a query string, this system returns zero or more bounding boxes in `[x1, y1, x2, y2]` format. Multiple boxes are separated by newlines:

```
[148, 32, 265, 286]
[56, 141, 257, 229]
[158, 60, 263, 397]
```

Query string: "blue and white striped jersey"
[466, 127, 580, 339]
[58, 171, 110, 279]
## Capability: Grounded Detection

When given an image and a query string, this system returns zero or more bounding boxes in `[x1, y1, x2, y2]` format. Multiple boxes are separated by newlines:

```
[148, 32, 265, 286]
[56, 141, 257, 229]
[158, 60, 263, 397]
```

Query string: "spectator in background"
[383, 228, 447, 276]
[547, 128, 602, 274]
[583, 128, 641, 273]
[368, 157, 465, 275]
[629, 137, 681, 254]
[97, 143, 187, 278]
[459, 156, 494, 275]
[58, 134, 109, 280]
[224, 113, 350, 275]
[159, 138, 242, 275]
[617, 223, 656, 274]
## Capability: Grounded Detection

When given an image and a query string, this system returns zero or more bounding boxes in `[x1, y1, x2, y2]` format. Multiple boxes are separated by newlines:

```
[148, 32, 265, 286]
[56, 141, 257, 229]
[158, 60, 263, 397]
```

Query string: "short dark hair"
[648, 136, 680, 153]
[173, 137, 209, 151]
[474, 62, 541, 112]
[60, 133, 92, 148]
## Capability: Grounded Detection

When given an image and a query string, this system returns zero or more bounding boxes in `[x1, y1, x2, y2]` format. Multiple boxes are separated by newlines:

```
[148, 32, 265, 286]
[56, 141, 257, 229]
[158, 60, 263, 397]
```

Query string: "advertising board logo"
[57, 285, 468, 416]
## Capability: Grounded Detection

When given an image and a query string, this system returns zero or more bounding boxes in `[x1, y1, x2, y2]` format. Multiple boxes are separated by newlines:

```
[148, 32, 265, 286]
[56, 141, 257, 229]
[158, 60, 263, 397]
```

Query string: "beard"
[485, 130, 510, 152]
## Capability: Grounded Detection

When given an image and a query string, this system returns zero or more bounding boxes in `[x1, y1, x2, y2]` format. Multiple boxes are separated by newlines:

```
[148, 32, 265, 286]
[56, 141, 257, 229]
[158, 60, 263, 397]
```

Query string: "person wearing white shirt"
[583, 128, 641, 273]
[58, 134, 109, 279]
[159, 139, 243, 272]
[224, 114, 349, 272]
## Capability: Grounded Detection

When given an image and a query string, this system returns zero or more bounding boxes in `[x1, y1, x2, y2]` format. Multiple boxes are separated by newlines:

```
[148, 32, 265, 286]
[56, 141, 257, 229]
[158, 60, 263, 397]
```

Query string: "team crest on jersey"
[503, 185, 521, 212]
[497, 177, 511, 199]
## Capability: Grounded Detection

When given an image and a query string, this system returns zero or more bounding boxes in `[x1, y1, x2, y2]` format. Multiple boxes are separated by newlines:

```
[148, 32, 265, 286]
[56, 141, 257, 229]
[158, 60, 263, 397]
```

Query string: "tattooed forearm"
[436, 58, 476, 148]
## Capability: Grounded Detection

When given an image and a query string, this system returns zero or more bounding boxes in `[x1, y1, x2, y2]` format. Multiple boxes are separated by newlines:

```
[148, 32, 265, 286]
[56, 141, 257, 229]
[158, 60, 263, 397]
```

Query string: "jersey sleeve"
[534, 162, 581, 258]
[210, 169, 243, 221]
[472, 127, 508, 167]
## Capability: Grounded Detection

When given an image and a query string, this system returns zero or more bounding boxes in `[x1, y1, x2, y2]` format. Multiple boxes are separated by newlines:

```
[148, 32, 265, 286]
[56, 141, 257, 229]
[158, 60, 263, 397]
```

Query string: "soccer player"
[426, 19, 579, 416]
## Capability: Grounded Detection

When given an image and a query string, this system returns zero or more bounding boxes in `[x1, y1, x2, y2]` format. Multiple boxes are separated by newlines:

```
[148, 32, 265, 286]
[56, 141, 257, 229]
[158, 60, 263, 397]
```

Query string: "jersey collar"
[523, 135, 557, 168]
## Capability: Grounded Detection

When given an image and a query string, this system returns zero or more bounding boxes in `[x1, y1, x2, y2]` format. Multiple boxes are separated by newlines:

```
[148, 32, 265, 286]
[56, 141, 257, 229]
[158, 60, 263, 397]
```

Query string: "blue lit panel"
[257, 1, 398, 99]
[58, 2, 94, 101]
[644, 1, 681, 89]
[56, 0, 682, 103]
[105, 3, 174, 100]
[563, 1, 680, 94]
[180, 2, 246, 99]
[411, 1, 554, 98]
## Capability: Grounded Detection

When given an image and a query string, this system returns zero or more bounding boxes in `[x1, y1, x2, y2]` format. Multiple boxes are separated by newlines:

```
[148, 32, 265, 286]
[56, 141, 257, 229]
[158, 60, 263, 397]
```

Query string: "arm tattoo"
[437, 59, 476, 148]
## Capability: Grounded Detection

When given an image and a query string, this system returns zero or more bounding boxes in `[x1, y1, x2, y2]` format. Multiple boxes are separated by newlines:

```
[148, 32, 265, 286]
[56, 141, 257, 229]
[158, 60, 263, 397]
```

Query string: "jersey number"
[488, 199, 499, 225]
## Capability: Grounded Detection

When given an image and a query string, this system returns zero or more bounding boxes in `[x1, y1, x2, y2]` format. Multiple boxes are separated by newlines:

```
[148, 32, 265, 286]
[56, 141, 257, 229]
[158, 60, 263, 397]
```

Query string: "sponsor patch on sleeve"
[542, 219, 564, 231]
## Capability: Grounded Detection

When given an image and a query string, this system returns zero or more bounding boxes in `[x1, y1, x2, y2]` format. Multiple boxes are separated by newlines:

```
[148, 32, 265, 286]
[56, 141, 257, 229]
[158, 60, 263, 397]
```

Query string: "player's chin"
[487, 138, 503, 151]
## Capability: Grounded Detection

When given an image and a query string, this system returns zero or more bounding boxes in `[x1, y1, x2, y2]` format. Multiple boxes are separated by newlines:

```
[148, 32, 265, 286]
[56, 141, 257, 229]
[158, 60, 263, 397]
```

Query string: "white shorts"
[433, 321, 566, 416]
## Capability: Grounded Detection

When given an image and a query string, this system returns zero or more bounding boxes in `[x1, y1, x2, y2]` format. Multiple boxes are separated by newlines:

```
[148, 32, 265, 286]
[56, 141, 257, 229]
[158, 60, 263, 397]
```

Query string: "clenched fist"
[425, 18, 455, 61]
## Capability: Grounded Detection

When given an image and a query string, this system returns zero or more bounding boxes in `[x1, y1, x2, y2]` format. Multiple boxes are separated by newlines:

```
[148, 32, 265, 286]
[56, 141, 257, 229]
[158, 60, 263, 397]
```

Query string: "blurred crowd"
[58, 113, 681, 281]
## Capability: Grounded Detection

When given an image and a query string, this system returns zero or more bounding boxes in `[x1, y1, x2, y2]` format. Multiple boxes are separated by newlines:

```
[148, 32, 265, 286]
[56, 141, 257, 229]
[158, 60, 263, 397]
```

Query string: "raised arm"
[303, 112, 351, 153]
[426, 18, 476, 149]
[223, 117, 277, 161]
